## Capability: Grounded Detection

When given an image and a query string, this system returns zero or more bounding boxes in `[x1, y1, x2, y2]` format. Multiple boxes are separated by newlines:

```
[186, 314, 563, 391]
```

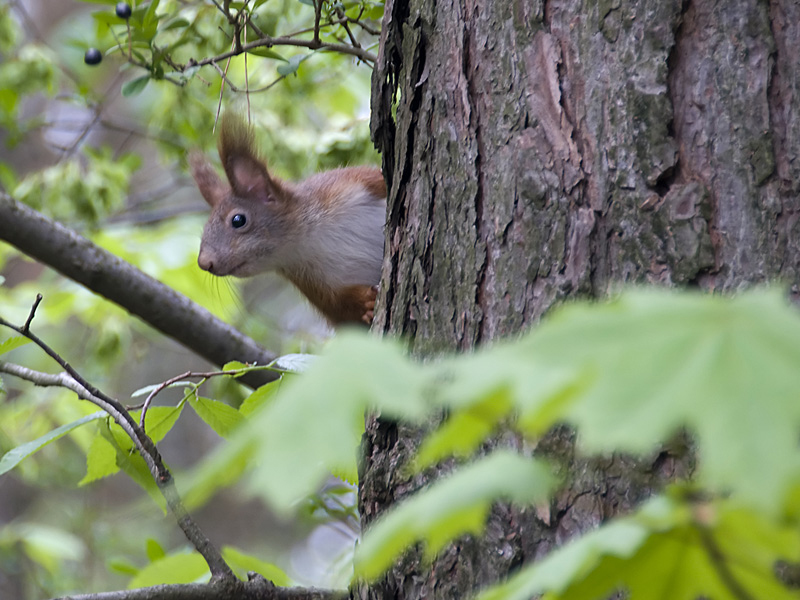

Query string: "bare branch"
[188, 34, 377, 69]
[0, 317, 235, 581]
[0, 191, 278, 389]
[138, 365, 274, 428]
[23, 293, 43, 333]
[333, 5, 360, 49]
[313, 0, 322, 45]
[54, 576, 345, 600]
[0, 361, 101, 401]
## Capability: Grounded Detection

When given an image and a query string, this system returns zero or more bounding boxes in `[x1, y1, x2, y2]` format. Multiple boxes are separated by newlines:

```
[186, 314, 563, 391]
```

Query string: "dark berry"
[115, 2, 132, 19]
[231, 214, 247, 229]
[84, 48, 103, 65]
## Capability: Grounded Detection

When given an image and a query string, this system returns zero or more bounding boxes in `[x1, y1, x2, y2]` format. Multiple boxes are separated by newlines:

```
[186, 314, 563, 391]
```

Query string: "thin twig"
[244, 12, 251, 118]
[214, 43, 236, 132]
[140, 370, 192, 428]
[207, 61, 288, 95]
[209, 60, 239, 91]
[351, 8, 380, 36]
[138, 367, 263, 428]
[189, 34, 377, 68]
[23, 294, 42, 333]
[59, 74, 123, 161]
[0, 309, 235, 582]
[334, 5, 360, 48]
[313, 0, 322, 45]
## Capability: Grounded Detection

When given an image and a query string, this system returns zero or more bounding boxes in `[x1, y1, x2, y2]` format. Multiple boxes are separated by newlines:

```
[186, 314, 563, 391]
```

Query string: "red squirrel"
[190, 112, 386, 325]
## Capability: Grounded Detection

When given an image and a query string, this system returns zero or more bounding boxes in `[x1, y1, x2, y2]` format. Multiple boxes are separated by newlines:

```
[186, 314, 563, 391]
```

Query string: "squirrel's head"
[190, 113, 296, 278]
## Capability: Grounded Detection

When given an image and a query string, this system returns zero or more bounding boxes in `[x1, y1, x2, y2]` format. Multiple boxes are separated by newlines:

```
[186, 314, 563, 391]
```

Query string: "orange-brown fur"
[285, 274, 377, 325]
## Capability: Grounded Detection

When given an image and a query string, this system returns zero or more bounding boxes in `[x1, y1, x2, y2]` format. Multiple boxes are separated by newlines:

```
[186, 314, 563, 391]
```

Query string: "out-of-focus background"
[0, 0, 379, 596]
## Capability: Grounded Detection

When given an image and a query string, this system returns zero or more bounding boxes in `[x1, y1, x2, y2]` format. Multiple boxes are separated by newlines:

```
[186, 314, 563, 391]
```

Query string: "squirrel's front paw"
[361, 285, 378, 325]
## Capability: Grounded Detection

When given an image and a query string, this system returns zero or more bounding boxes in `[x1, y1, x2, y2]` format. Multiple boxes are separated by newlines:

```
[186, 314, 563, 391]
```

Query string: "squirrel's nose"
[198, 250, 215, 273]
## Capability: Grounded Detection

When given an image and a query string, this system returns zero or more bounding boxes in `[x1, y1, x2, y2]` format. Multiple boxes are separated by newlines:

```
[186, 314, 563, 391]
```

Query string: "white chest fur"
[290, 184, 386, 289]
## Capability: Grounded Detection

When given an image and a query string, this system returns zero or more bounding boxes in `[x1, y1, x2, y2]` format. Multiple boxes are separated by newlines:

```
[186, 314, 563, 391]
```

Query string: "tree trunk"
[359, 0, 800, 597]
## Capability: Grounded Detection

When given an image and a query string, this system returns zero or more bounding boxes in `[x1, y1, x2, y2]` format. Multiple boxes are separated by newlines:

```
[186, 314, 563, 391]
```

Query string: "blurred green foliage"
[6, 278, 800, 599]
[237, 288, 800, 599]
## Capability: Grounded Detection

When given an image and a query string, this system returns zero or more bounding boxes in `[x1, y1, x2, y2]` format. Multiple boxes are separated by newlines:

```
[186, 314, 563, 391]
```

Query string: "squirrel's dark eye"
[231, 214, 247, 229]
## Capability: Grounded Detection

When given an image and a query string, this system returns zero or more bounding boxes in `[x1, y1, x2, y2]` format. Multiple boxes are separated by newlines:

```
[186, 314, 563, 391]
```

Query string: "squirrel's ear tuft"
[189, 151, 227, 208]
[218, 111, 280, 203]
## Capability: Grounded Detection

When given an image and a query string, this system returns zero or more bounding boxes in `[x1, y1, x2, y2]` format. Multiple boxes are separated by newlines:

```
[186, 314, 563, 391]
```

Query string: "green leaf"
[0, 335, 30, 356]
[161, 17, 190, 31]
[222, 546, 292, 586]
[139, 405, 183, 443]
[241, 332, 430, 513]
[277, 54, 306, 76]
[121, 75, 150, 97]
[100, 421, 163, 509]
[12, 523, 86, 573]
[130, 381, 194, 398]
[205, 288, 800, 522]
[239, 381, 280, 418]
[92, 11, 124, 26]
[0, 412, 106, 476]
[145, 538, 166, 562]
[180, 433, 254, 510]
[99, 406, 182, 507]
[107, 558, 139, 576]
[353, 451, 556, 581]
[222, 360, 247, 371]
[273, 353, 316, 373]
[189, 396, 244, 438]
[520, 288, 800, 515]
[142, 0, 161, 29]
[413, 387, 513, 471]
[79, 432, 119, 485]
[128, 551, 209, 588]
[246, 47, 287, 61]
[477, 493, 800, 600]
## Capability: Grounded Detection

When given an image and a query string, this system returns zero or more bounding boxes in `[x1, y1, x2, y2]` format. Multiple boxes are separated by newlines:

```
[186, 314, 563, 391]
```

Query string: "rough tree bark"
[360, 0, 800, 597]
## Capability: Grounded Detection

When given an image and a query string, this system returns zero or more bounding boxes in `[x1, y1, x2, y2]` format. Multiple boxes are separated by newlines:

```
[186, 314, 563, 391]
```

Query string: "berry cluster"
[84, 3, 132, 65]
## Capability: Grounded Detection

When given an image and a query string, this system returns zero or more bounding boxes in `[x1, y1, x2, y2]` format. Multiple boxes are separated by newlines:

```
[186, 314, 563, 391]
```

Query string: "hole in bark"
[651, 163, 678, 197]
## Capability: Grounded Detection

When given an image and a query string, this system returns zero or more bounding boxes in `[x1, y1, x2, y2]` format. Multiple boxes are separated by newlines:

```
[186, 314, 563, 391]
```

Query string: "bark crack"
[656, 0, 690, 199]
[665, 0, 691, 188]
[462, 1, 490, 347]
[766, 0, 787, 189]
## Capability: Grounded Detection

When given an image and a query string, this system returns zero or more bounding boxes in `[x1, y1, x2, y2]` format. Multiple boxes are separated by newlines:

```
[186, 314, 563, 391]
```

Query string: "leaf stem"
[697, 527, 758, 600]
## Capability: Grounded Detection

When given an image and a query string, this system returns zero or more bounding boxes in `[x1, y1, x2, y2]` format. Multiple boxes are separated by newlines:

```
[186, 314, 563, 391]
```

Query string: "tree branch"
[0, 191, 277, 389]
[188, 34, 377, 69]
[55, 576, 345, 600]
[0, 360, 98, 400]
[0, 319, 235, 581]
